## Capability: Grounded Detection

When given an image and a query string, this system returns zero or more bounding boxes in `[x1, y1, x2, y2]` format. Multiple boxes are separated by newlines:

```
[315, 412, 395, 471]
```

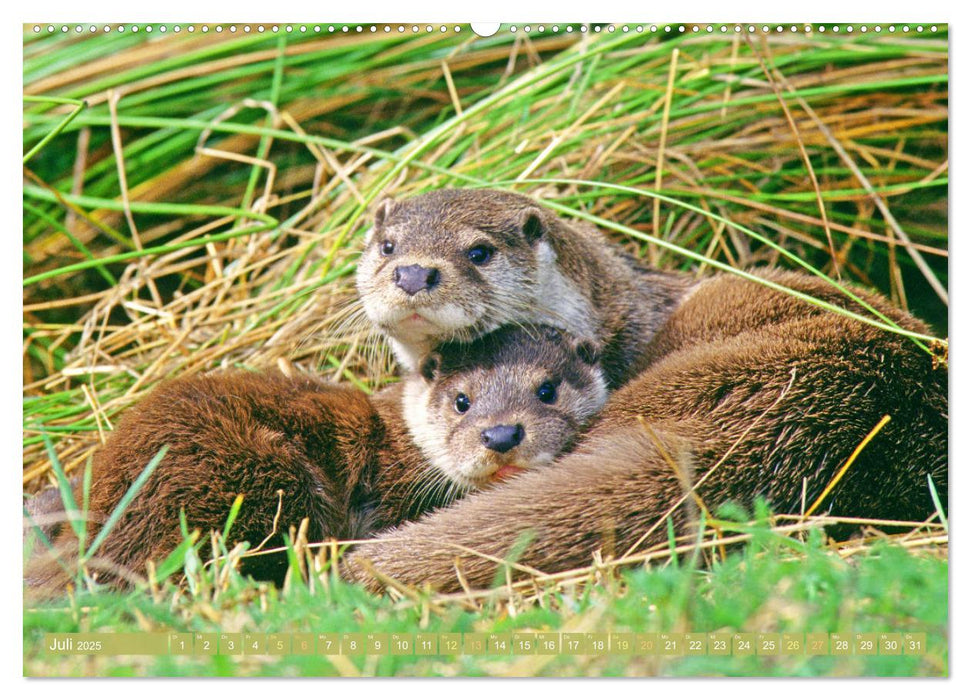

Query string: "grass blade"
[82, 444, 169, 561]
[927, 475, 948, 534]
[41, 433, 83, 542]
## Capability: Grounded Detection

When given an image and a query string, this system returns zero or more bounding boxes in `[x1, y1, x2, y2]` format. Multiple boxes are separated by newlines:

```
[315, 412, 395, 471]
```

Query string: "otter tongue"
[492, 464, 527, 482]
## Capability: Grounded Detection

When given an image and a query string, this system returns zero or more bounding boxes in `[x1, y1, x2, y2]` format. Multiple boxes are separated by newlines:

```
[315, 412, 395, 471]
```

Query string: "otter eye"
[467, 245, 494, 266]
[380, 240, 395, 256]
[536, 381, 558, 404]
[454, 393, 471, 414]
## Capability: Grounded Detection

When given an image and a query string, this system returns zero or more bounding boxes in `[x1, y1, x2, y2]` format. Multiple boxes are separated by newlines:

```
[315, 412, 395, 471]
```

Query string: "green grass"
[23, 515, 947, 676]
[23, 24, 949, 678]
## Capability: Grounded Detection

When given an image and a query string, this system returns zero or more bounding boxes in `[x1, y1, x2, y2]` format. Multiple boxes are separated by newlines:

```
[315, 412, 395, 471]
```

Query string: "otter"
[355, 188, 694, 388]
[24, 326, 606, 593]
[404, 326, 606, 492]
[345, 269, 948, 592]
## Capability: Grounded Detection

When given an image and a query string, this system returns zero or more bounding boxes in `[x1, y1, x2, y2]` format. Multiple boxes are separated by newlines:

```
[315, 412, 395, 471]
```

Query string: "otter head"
[356, 189, 556, 371]
[402, 325, 608, 492]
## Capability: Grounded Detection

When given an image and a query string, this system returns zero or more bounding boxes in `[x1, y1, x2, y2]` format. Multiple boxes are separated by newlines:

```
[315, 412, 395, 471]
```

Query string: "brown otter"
[403, 326, 606, 492]
[355, 188, 694, 388]
[345, 268, 948, 592]
[24, 325, 606, 593]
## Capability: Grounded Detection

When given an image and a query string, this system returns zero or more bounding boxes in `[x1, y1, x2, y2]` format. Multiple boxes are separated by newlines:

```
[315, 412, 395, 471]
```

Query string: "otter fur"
[404, 326, 606, 491]
[345, 269, 948, 591]
[25, 372, 412, 591]
[25, 326, 606, 593]
[356, 188, 693, 387]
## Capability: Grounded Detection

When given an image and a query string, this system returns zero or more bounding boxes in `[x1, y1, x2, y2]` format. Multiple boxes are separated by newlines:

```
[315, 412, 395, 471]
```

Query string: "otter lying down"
[24, 189, 947, 595]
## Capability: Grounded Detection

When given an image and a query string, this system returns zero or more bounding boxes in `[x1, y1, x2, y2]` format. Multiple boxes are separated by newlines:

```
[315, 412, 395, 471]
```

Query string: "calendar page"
[22, 20, 948, 679]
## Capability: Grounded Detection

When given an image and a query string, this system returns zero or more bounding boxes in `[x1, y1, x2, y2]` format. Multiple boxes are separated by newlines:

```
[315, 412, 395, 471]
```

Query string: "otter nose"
[480, 424, 525, 454]
[393, 264, 440, 296]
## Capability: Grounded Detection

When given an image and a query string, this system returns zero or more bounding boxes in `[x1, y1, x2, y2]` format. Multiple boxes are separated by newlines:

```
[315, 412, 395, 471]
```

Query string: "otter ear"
[573, 338, 601, 366]
[373, 197, 397, 229]
[521, 207, 547, 245]
[366, 197, 397, 246]
[418, 352, 442, 383]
